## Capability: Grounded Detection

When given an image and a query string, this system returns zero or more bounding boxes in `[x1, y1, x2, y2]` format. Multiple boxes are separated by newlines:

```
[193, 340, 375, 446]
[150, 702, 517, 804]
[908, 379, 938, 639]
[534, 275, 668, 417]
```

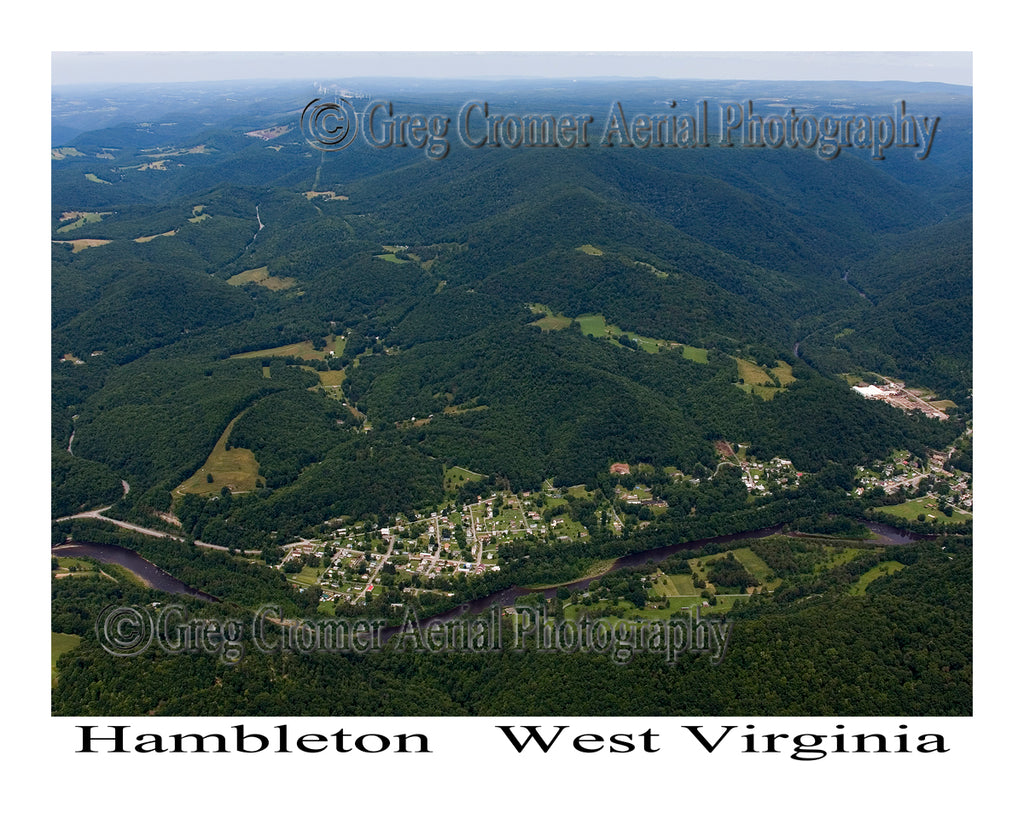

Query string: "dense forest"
[52, 534, 970, 716]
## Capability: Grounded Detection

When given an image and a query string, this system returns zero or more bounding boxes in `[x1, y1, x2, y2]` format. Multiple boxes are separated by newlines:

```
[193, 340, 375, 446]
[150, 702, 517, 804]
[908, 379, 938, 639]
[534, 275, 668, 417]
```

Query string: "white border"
[11, 5, 1016, 815]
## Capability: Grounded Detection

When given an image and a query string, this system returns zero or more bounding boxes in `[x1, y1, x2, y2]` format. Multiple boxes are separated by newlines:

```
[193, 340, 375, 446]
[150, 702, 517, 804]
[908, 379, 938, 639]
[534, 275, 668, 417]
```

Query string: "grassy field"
[532, 313, 573, 331]
[733, 357, 796, 399]
[227, 266, 297, 291]
[734, 357, 771, 384]
[288, 565, 322, 587]
[874, 496, 972, 523]
[317, 369, 346, 387]
[661, 573, 697, 596]
[231, 334, 344, 362]
[134, 229, 178, 243]
[527, 304, 573, 331]
[850, 560, 906, 595]
[445, 465, 488, 494]
[576, 244, 604, 255]
[576, 313, 610, 337]
[53, 238, 112, 253]
[175, 416, 261, 496]
[84, 173, 111, 184]
[577, 314, 688, 355]
[376, 251, 411, 263]
[189, 205, 210, 223]
[771, 361, 796, 385]
[57, 211, 111, 233]
[304, 190, 348, 201]
[526, 305, 708, 361]
[565, 592, 744, 620]
[729, 547, 780, 589]
[52, 632, 82, 686]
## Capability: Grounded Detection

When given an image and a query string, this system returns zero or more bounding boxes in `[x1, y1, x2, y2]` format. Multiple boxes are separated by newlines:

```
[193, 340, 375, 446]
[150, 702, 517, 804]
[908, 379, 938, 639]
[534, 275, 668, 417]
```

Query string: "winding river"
[53, 521, 921, 614]
[421, 520, 923, 623]
[52, 542, 218, 602]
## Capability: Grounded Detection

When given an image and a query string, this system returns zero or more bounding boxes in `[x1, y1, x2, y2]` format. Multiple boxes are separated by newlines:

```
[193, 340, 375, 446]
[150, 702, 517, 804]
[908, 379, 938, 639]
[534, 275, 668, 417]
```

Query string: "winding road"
[54, 507, 260, 555]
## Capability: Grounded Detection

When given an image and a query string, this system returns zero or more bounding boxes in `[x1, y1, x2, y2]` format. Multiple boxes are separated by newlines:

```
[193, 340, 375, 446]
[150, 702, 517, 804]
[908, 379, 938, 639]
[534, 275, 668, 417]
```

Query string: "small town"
[273, 424, 971, 610]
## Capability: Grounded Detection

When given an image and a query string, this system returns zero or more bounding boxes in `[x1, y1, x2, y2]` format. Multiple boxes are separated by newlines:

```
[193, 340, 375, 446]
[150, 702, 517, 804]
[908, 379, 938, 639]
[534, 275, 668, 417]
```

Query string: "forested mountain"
[51, 77, 972, 716]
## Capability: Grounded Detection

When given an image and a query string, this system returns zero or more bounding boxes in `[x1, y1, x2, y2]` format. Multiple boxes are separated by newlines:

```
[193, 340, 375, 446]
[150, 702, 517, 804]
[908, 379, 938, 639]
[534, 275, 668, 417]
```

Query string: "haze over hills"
[50, 77, 972, 716]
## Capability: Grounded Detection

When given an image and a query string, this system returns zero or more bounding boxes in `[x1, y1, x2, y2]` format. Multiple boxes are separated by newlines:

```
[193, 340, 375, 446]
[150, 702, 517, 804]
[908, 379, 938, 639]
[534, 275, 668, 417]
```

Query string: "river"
[52, 542, 218, 602]
[425, 520, 923, 622]
[53, 521, 921, 614]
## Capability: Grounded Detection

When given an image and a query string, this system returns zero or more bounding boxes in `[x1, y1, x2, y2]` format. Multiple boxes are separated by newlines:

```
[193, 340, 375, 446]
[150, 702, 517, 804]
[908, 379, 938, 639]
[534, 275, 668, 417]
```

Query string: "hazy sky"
[51, 51, 972, 87]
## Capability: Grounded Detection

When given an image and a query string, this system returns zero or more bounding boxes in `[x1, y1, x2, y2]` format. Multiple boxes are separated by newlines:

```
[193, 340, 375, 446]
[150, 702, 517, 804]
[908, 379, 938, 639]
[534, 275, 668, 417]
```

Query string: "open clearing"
[299, 364, 346, 389]
[52, 632, 81, 686]
[578, 313, 702, 357]
[231, 334, 344, 362]
[305, 190, 348, 201]
[576, 244, 604, 255]
[227, 266, 297, 291]
[527, 305, 706, 359]
[445, 465, 488, 494]
[189, 205, 210, 223]
[135, 229, 178, 242]
[533, 314, 573, 331]
[175, 416, 261, 496]
[317, 369, 346, 387]
[729, 546, 781, 589]
[528, 304, 573, 331]
[873, 496, 972, 523]
[733, 357, 796, 399]
[376, 252, 411, 264]
[246, 125, 292, 140]
[84, 173, 111, 184]
[287, 565, 322, 587]
[142, 144, 209, 158]
[53, 239, 112, 253]
[850, 560, 906, 595]
[57, 211, 112, 233]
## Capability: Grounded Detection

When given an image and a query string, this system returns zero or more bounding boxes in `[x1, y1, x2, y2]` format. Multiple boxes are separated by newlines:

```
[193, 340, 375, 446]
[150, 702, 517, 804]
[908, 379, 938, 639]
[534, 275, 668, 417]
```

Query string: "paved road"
[360, 535, 394, 598]
[54, 508, 260, 554]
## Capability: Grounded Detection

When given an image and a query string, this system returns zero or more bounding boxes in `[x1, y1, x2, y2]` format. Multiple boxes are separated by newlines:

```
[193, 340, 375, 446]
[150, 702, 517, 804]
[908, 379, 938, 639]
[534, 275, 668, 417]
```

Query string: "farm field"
[227, 266, 297, 291]
[733, 357, 796, 399]
[57, 211, 111, 233]
[231, 334, 344, 362]
[174, 416, 261, 496]
[53, 238, 112, 253]
[527, 305, 707, 360]
[875, 496, 972, 523]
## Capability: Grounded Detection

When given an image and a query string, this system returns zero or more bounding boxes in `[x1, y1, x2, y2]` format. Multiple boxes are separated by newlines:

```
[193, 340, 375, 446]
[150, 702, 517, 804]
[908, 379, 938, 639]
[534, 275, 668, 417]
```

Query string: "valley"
[50, 75, 972, 718]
